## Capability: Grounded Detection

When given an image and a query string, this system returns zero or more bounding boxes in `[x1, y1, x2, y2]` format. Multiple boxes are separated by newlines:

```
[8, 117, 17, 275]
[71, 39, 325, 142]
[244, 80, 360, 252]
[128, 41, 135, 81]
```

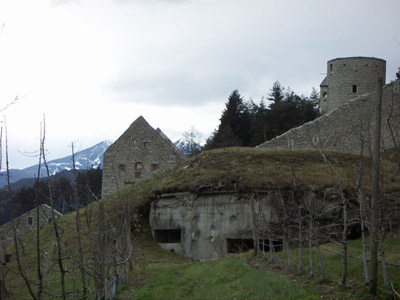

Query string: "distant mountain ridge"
[0, 140, 112, 189]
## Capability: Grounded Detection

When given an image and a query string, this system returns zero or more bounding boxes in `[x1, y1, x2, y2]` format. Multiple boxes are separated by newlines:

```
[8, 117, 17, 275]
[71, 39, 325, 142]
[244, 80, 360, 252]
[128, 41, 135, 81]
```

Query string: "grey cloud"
[105, 70, 250, 107]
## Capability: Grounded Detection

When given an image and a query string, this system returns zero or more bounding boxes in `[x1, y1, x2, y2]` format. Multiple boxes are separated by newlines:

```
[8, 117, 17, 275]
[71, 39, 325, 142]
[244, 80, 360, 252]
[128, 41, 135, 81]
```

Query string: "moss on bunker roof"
[130, 147, 400, 200]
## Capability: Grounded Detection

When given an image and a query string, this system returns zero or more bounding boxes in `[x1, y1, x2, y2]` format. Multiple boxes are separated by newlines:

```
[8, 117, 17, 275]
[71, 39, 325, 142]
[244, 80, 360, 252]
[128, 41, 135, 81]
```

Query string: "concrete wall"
[258, 81, 400, 152]
[150, 191, 286, 261]
[320, 57, 386, 113]
[102, 116, 186, 197]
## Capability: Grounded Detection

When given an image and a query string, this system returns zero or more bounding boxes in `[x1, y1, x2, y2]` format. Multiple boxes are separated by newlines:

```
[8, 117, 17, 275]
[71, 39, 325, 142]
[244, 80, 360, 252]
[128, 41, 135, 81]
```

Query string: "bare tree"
[71, 142, 89, 299]
[182, 127, 202, 157]
[317, 150, 349, 285]
[370, 77, 384, 295]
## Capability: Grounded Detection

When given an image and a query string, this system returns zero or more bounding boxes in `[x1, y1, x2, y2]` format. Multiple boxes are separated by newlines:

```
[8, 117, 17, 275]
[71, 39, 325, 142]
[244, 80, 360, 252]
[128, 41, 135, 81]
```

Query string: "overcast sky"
[0, 0, 399, 169]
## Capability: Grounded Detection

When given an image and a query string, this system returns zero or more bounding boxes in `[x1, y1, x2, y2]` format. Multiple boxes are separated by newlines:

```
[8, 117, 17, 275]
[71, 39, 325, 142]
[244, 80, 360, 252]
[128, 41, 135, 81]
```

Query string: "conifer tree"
[205, 90, 251, 149]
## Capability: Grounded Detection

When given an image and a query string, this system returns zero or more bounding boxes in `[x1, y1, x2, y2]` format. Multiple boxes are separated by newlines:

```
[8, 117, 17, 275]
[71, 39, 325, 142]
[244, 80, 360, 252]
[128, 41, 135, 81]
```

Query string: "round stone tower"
[319, 57, 386, 113]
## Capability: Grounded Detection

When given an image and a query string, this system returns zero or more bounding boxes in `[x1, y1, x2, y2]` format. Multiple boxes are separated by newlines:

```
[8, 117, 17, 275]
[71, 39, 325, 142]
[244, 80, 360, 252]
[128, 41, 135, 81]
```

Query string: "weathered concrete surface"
[150, 191, 282, 261]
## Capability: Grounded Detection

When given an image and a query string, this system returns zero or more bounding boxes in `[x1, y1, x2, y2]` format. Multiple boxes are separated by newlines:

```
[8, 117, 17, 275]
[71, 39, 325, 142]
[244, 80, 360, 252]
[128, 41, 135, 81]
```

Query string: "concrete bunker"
[150, 191, 293, 261]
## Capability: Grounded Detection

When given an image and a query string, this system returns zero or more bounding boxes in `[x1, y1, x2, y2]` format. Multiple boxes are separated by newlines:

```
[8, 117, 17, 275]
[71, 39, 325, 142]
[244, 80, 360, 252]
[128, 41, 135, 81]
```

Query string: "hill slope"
[4, 148, 400, 299]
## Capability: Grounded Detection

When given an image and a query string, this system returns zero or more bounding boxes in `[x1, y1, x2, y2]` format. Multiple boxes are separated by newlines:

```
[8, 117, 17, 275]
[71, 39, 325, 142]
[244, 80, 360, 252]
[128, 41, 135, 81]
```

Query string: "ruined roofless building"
[101, 116, 186, 197]
[319, 56, 386, 113]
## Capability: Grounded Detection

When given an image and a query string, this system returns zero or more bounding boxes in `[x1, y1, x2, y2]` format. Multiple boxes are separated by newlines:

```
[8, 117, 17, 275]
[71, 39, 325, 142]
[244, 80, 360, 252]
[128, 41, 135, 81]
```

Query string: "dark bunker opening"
[154, 229, 181, 243]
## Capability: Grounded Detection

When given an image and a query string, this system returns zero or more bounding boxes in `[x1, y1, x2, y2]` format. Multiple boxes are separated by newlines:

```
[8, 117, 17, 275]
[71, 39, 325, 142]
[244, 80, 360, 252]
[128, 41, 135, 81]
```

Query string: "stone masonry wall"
[320, 57, 386, 113]
[0, 204, 62, 244]
[102, 116, 186, 197]
[258, 81, 400, 152]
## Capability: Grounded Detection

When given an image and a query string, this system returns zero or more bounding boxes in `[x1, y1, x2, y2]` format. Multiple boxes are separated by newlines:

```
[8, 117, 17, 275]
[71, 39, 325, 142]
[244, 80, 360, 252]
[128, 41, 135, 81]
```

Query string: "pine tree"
[267, 81, 285, 103]
[204, 90, 251, 149]
[309, 87, 320, 107]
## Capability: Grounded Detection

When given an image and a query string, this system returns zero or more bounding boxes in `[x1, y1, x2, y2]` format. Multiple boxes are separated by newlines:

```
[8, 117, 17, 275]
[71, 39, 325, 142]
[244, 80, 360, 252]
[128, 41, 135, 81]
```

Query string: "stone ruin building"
[0, 204, 62, 257]
[101, 116, 186, 197]
[258, 56, 400, 152]
[148, 56, 400, 261]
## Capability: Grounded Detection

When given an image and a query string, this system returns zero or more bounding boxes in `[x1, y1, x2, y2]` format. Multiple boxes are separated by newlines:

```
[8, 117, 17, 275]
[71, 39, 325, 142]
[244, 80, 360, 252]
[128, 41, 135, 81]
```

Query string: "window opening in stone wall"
[226, 238, 254, 253]
[352, 85, 358, 93]
[27, 216, 34, 226]
[154, 229, 181, 243]
[323, 92, 327, 100]
[118, 164, 126, 172]
[288, 139, 294, 149]
[143, 141, 149, 149]
[135, 162, 143, 171]
[330, 63, 333, 71]
[312, 135, 319, 145]
[150, 163, 159, 172]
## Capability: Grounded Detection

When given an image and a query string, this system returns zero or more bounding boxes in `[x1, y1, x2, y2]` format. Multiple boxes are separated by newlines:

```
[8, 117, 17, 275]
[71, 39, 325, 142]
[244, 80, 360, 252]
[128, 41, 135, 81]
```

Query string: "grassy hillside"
[3, 148, 400, 299]
[135, 147, 400, 194]
[119, 234, 320, 300]
[117, 232, 400, 300]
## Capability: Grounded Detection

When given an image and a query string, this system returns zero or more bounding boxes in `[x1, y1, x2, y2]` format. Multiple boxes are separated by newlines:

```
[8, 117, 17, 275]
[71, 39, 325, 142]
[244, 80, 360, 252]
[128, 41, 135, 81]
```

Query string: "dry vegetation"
[139, 147, 400, 195]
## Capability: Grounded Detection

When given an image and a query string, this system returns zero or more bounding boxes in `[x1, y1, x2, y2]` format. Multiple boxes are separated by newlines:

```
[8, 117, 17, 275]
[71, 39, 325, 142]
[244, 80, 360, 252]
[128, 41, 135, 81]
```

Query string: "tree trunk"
[370, 77, 383, 295]
[285, 239, 292, 268]
[298, 206, 303, 271]
[309, 217, 314, 277]
[72, 143, 88, 299]
[316, 243, 326, 277]
[250, 194, 259, 257]
[358, 188, 370, 286]
[340, 200, 348, 286]
[379, 226, 390, 291]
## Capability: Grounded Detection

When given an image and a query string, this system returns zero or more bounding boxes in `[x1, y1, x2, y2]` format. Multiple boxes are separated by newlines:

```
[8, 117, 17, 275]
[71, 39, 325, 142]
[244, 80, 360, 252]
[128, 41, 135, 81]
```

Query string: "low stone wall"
[258, 81, 400, 152]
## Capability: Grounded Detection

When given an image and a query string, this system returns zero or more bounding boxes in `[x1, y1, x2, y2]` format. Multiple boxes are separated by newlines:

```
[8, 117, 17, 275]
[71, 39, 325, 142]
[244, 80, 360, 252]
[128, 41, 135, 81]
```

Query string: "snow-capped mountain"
[0, 140, 112, 188]
[174, 139, 202, 158]
[24, 140, 113, 176]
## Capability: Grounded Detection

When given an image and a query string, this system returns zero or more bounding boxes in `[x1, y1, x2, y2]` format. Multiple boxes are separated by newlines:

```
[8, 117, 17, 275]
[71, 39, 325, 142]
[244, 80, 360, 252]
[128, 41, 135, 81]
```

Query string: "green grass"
[249, 235, 400, 299]
[133, 257, 318, 300]
[117, 234, 319, 300]
[117, 232, 400, 300]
